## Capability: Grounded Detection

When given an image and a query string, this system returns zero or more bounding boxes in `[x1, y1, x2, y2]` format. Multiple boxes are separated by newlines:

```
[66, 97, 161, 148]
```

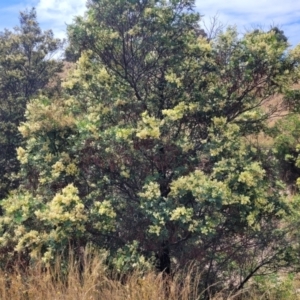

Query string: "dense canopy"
[1, 0, 300, 296]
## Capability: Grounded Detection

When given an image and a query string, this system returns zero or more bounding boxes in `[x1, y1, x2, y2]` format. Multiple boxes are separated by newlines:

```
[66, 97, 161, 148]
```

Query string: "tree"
[0, 8, 63, 199]
[1, 0, 300, 295]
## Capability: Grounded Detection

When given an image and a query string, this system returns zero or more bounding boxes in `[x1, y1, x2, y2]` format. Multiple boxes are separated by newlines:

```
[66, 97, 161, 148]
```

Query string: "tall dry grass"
[0, 251, 299, 300]
[0, 251, 204, 300]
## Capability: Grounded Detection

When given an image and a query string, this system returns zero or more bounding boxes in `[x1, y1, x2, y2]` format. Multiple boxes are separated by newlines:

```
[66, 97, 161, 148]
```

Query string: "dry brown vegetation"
[0, 251, 300, 300]
[246, 84, 300, 149]
[0, 253, 203, 300]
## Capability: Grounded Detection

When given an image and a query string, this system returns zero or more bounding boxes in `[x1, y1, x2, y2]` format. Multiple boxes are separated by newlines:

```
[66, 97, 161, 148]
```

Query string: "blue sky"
[0, 0, 299, 47]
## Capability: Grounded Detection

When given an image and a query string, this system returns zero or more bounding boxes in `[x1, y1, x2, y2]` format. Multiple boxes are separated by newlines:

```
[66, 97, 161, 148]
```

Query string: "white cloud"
[35, 0, 86, 39]
[2, 0, 298, 47]
[195, 0, 300, 46]
[36, 0, 86, 23]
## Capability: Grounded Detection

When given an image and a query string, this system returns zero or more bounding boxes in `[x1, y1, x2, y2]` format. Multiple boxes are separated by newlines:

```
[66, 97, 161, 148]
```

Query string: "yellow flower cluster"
[148, 225, 161, 236]
[35, 184, 87, 227]
[42, 248, 54, 263]
[14, 225, 26, 237]
[61, 152, 71, 162]
[52, 160, 64, 178]
[96, 67, 111, 83]
[188, 220, 200, 232]
[16, 147, 28, 164]
[15, 230, 41, 252]
[96, 200, 116, 219]
[212, 116, 227, 127]
[115, 99, 126, 106]
[170, 207, 193, 222]
[143, 7, 153, 17]
[2, 192, 32, 218]
[238, 162, 265, 187]
[196, 36, 212, 52]
[65, 163, 78, 176]
[23, 98, 76, 135]
[238, 171, 255, 187]
[45, 152, 54, 162]
[162, 102, 197, 121]
[116, 128, 135, 140]
[51, 158, 78, 177]
[136, 112, 161, 139]
[246, 212, 260, 230]
[240, 195, 250, 205]
[169, 170, 231, 205]
[165, 72, 183, 87]
[52, 161, 64, 172]
[289, 44, 300, 61]
[18, 124, 30, 137]
[179, 136, 194, 152]
[138, 182, 161, 199]
[90, 200, 116, 231]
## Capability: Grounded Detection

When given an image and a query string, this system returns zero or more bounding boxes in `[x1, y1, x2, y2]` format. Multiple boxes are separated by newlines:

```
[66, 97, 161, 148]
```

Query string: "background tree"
[0, 8, 63, 199]
[1, 0, 300, 296]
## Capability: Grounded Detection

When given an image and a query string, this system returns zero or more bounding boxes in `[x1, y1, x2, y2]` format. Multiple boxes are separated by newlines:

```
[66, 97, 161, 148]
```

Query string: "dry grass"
[245, 87, 295, 149]
[58, 62, 75, 81]
[0, 253, 204, 300]
[0, 251, 300, 300]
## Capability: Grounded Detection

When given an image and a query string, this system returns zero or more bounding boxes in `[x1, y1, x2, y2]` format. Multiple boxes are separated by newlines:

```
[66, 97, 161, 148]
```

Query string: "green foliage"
[0, 8, 63, 199]
[252, 273, 297, 300]
[273, 114, 300, 186]
[111, 241, 154, 273]
[1, 0, 300, 296]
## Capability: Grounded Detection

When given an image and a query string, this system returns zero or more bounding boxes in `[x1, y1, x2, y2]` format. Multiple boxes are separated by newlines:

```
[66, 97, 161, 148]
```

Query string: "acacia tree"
[1, 0, 300, 294]
[0, 8, 63, 199]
